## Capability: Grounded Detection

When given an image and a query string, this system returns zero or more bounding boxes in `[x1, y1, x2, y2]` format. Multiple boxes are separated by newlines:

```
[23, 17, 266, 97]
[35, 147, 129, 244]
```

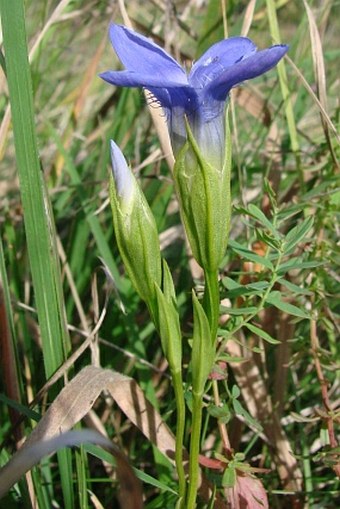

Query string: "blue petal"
[108, 24, 188, 86]
[189, 37, 256, 88]
[147, 85, 198, 111]
[205, 45, 289, 101]
[100, 70, 188, 89]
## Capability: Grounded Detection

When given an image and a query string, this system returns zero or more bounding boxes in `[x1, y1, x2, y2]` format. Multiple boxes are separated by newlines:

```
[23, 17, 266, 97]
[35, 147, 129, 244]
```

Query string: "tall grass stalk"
[0, 1, 74, 506]
[0, 0, 69, 380]
[266, 0, 303, 187]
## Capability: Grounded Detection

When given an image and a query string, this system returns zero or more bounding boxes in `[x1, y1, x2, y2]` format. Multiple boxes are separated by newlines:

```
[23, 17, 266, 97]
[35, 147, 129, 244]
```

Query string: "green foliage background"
[0, 0, 339, 507]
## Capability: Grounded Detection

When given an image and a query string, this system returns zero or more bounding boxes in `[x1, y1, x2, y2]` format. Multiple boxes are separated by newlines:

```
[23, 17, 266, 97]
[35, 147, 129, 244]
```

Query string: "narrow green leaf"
[266, 291, 310, 319]
[217, 354, 245, 363]
[229, 240, 273, 270]
[247, 282, 271, 291]
[208, 404, 231, 424]
[1, 0, 70, 378]
[222, 279, 269, 299]
[133, 470, 178, 495]
[245, 323, 281, 344]
[247, 203, 280, 238]
[285, 216, 314, 252]
[264, 178, 278, 210]
[232, 398, 263, 432]
[256, 228, 282, 250]
[0, 3, 73, 506]
[191, 292, 214, 395]
[232, 385, 240, 398]
[278, 278, 312, 296]
[162, 258, 177, 302]
[154, 283, 182, 373]
[220, 306, 258, 316]
[222, 276, 241, 290]
[88, 440, 177, 494]
[278, 258, 324, 275]
[0, 393, 40, 422]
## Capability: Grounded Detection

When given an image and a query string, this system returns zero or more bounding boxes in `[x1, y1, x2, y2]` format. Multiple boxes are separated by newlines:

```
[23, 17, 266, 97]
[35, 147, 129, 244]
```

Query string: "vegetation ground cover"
[0, 0, 339, 507]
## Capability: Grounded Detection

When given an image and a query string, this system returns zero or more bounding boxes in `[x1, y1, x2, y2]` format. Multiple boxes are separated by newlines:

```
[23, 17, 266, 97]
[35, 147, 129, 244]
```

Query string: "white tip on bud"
[110, 140, 136, 209]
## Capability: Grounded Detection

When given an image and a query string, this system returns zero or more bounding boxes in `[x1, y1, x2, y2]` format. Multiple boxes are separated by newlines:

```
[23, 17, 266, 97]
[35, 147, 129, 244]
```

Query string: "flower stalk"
[154, 261, 186, 502]
[203, 268, 220, 342]
[187, 390, 204, 509]
[187, 292, 215, 507]
[172, 369, 186, 504]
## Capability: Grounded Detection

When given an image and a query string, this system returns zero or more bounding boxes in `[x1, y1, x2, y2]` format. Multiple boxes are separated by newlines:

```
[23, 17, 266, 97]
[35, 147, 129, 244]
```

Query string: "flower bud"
[173, 116, 231, 272]
[109, 140, 162, 310]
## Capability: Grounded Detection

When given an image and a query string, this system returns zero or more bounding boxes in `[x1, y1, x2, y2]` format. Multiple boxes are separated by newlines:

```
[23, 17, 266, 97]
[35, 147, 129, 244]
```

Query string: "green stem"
[186, 391, 203, 509]
[172, 369, 186, 505]
[203, 269, 219, 341]
[186, 271, 218, 508]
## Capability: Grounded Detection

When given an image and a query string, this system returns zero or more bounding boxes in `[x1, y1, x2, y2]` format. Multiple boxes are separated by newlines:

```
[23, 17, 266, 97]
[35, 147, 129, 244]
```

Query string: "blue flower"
[102, 24, 288, 271]
[100, 24, 288, 167]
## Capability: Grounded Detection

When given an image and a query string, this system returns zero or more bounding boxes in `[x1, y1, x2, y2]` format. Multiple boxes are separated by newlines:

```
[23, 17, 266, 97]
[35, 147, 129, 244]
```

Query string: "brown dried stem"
[310, 318, 340, 478]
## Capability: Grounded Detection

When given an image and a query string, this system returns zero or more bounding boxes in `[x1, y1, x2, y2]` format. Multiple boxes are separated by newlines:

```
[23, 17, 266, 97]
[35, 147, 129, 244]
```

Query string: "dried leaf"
[0, 366, 227, 507]
[226, 472, 268, 509]
[0, 430, 143, 509]
[302, 0, 339, 168]
[21, 366, 176, 460]
[241, 0, 256, 37]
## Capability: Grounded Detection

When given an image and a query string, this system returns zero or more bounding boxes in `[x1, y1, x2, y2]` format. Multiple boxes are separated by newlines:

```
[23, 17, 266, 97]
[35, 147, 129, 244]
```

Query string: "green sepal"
[109, 174, 162, 315]
[154, 260, 182, 373]
[173, 113, 231, 271]
[191, 291, 215, 395]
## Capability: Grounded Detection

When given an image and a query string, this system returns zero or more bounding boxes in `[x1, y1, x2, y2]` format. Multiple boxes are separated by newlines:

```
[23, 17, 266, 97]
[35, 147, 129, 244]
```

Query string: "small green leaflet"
[208, 403, 231, 424]
[244, 323, 281, 344]
[222, 466, 236, 488]
[232, 398, 263, 433]
[232, 384, 240, 398]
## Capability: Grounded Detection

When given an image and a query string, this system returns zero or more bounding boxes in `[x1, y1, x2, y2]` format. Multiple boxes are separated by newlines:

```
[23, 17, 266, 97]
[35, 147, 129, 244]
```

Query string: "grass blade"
[265, 0, 303, 187]
[0, 2, 74, 506]
[0, 0, 69, 377]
